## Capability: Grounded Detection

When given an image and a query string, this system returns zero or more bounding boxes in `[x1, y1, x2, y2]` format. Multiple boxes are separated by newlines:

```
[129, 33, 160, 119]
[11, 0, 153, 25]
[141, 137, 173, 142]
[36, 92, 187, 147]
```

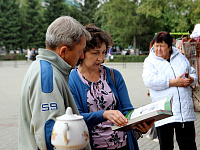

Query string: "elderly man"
[18, 16, 91, 150]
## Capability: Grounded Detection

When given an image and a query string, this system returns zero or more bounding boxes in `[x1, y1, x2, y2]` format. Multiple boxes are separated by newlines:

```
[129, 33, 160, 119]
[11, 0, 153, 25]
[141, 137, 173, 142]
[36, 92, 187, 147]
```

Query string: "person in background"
[30, 47, 36, 61]
[27, 48, 31, 62]
[142, 31, 198, 150]
[18, 16, 91, 150]
[69, 24, 154, 150]
[126, 50, 130, 55]
[181, 36, 189, 54]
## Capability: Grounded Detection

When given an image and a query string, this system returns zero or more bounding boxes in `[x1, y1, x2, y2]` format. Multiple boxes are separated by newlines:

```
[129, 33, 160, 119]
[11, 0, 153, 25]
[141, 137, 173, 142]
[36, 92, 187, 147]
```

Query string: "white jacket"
[142, 47, 198, 127]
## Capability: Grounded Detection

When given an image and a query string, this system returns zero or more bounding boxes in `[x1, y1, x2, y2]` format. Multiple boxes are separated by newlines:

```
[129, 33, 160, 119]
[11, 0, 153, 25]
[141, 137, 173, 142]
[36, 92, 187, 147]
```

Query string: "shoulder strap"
[110, 68, 115, 86]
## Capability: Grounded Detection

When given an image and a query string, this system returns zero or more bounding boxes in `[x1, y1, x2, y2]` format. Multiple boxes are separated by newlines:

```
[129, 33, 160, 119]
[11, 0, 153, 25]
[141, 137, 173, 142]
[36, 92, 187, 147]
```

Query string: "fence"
[182, 39, 200, 84]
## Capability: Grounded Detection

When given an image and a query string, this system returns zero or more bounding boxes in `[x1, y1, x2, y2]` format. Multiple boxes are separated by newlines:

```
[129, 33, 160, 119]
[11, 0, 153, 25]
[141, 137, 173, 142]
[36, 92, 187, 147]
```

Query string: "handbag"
[109, 68, 142, 140]
[192, 85, 200, 112]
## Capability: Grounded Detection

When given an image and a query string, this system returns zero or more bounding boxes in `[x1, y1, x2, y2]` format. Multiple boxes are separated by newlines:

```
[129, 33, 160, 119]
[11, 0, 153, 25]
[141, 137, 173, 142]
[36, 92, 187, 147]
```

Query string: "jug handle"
[63, 123, 69, 144]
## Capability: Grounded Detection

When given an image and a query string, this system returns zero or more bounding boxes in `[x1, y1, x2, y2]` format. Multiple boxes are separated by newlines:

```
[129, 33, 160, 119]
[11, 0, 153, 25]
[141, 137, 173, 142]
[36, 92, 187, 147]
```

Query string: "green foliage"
[136, 0, 192, 32]
[80, 0, 100, 25]
[137, 0, 166, 18]
[16, 54, 26, 60]
[0, 0, 21, 51]
[0, 0, 200, 53]
[44, 0, 71, 26]
[95, 0, 140, 48]
[95, 0, 157, 51]
[187, 0, 200, 31]
[0, 54, 26, 60]
[20, 0, 45, 49]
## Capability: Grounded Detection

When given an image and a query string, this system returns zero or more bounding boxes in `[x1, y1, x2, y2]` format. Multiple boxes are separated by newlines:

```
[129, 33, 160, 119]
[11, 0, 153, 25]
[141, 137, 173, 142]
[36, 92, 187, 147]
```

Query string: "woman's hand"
[170, 74, 194, 87]
[183, 75, 194, 86]
[103, 110, 128, 127]
[134, 120, 155, 133]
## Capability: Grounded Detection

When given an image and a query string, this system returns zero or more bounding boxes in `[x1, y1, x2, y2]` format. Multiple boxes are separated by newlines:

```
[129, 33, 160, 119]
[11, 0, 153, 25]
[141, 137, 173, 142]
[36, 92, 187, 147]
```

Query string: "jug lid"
[56, 107, 83, 121]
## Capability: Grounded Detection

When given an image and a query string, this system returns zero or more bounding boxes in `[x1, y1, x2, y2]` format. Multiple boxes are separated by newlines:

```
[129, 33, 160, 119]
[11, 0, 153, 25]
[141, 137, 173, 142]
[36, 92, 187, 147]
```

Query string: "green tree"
[20, 0, 45, 49]
[137, 0, 191, 33]
[44, 0, 71, 26]
[80, 0, 100, 25]
[0, 0, 21, 52]
[95, 0, 143, 54]
[187, 0, 200, 31]
[68, 5, 88, 25]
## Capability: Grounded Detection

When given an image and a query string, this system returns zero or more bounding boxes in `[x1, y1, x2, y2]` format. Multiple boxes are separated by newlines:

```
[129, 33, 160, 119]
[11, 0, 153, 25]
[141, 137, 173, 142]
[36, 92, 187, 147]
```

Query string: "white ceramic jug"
[51, 107, 89, 150]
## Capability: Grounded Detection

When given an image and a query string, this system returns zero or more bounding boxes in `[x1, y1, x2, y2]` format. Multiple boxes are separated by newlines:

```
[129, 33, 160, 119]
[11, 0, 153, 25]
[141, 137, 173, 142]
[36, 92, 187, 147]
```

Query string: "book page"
[112, 96, 173, 131]
[130, 97, 169, 119]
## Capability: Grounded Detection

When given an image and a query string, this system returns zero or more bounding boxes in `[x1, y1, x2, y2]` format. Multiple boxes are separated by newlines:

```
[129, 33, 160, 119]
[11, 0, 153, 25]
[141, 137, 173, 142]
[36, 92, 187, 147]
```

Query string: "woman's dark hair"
[152, 31, 173, 53]
[77, 24, 113, 65]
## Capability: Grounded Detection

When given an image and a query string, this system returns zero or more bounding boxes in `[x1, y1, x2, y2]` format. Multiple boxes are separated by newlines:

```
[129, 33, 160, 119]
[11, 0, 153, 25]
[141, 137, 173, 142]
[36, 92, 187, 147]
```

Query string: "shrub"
[0, 54, 26, 61]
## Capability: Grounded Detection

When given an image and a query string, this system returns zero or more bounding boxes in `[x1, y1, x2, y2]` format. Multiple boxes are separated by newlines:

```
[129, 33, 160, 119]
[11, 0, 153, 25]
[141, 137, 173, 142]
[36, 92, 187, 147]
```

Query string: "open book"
[111, 95, 173, 131]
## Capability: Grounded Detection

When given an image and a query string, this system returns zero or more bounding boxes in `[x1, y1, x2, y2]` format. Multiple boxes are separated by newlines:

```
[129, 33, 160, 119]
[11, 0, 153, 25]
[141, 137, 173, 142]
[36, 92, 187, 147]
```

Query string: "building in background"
[41, 0, 84, 7]
[66, 0, 82, 7]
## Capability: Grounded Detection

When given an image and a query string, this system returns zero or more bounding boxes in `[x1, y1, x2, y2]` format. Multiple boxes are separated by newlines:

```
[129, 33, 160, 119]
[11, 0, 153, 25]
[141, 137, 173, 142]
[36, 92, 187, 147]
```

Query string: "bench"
[1, 55, 17, 60]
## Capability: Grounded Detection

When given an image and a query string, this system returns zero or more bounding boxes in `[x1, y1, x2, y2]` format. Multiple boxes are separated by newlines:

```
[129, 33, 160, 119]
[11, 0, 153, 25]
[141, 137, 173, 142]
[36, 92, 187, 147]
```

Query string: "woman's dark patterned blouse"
[77, 66, 127, 149]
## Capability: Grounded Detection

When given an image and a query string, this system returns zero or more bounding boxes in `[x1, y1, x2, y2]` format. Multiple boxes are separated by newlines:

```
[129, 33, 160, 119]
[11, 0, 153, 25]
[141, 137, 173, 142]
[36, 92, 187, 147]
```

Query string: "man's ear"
[59, 46, 69, 59]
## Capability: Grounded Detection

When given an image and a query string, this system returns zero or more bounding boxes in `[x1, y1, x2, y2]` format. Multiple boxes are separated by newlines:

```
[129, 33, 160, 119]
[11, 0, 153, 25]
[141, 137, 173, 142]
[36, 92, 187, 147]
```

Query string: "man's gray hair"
[46, 16, 91, 50]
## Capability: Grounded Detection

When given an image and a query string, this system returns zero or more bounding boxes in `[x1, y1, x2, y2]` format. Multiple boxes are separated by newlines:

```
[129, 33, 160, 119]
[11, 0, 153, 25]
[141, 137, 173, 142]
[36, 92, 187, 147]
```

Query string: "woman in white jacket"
[142, 31, 198, 150]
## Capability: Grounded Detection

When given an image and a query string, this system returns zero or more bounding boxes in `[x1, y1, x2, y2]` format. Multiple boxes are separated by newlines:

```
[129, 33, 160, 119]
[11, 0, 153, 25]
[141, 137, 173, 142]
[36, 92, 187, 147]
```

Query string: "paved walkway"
[0, 61, 199, 150]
